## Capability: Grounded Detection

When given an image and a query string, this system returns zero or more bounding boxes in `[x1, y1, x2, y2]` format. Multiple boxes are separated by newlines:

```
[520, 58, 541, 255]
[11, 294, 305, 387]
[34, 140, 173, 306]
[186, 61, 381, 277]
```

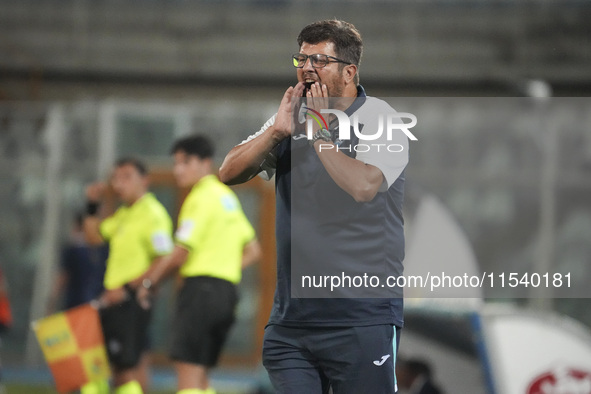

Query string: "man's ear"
[343, 64, 358, 84]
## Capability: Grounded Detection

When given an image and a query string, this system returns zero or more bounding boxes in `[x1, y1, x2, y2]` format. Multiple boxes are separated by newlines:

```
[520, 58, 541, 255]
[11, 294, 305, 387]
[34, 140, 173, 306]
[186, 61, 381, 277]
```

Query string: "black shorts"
[99, 295, 151, 370]
[263, 324, 401, 394]
[170, 276, 238, 367]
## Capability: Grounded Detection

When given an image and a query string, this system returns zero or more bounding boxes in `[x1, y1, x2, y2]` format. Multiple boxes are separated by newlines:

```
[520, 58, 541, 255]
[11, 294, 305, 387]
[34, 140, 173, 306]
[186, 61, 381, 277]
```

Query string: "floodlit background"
[1, 1, 590, 393]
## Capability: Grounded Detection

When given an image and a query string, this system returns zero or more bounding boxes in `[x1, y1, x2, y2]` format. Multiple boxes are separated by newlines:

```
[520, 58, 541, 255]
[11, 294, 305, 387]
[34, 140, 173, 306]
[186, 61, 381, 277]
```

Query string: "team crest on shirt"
[151, 232, 173, 254]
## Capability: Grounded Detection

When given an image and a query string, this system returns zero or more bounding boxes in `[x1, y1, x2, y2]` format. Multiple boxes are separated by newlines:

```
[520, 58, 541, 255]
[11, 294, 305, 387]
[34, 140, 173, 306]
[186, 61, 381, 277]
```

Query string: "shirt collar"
[128, 192, 150, 208]
[343, 84, 367, 117]
[193, 174, 216, 189]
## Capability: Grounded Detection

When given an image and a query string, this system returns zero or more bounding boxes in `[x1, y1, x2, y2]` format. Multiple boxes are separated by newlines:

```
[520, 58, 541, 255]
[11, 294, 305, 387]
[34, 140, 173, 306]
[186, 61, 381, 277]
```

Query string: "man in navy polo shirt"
[220, 19, 409, 394]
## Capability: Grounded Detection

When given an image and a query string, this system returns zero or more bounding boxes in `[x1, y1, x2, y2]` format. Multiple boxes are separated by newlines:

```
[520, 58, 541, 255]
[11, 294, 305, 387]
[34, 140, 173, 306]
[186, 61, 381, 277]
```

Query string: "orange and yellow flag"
[32, 303, 111, 393]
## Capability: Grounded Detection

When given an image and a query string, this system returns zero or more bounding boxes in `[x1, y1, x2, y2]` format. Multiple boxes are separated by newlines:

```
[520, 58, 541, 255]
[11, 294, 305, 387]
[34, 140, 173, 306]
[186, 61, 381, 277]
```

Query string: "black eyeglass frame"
[292, 53, 353, 68]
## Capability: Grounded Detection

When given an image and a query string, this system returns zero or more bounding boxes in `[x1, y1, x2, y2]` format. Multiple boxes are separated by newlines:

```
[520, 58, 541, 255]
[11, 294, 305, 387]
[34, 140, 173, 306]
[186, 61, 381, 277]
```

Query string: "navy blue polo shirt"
[243, 86, 407, 328]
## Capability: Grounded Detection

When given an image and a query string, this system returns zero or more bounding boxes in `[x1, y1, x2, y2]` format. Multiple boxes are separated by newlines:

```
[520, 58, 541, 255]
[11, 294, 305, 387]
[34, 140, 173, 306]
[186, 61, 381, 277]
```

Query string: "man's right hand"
[83, 183, 106, 245]
[94, 287, 128, 309]
[219, 83, 306, 185]
[272, 82, 306, 139]
[85, 182, 106, 202]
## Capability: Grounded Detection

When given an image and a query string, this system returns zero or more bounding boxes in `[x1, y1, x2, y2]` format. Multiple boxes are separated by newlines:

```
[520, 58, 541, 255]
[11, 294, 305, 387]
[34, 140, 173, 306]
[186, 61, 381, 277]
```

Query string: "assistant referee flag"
[32, 303, 111, 393]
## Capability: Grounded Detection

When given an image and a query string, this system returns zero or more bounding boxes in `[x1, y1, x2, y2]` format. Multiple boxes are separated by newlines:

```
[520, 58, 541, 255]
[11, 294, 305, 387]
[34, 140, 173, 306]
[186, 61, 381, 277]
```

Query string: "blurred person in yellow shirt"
[84, 158, 174, 394]
[137, 135, 260, 394]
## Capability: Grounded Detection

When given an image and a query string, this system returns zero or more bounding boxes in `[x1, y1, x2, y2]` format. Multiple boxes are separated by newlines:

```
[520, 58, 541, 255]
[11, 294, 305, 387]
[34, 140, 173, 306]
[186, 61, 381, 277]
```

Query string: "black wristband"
[86, 201, 100, 216]
[123, 283, 135, 296]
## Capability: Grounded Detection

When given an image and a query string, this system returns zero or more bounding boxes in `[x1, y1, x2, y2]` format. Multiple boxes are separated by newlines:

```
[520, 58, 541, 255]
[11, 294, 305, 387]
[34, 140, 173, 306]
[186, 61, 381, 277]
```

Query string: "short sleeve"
[238, 212, 256, 245]
[175, 195, 208, 250]
[148, 215, 174, 256]
[354, 103, 409, 191]
[239, 114, 278, 181]
[99, 211, 120, 241]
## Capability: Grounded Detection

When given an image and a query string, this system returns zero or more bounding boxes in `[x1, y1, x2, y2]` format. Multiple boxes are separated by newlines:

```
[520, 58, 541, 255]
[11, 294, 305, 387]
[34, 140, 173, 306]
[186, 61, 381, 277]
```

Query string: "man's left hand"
[136, 286, 152, 310]
[305, 82, 330, 133]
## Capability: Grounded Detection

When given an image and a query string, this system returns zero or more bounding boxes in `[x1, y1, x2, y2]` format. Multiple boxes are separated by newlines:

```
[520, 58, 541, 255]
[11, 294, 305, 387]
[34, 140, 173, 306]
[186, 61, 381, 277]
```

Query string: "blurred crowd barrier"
[1, 0, 591, 100]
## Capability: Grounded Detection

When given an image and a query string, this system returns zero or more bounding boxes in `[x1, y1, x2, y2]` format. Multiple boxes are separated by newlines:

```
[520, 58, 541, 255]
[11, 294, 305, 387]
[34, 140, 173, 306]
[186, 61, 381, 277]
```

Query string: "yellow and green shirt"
[175, 175, 256, 284]
[100, 193, 173, 289]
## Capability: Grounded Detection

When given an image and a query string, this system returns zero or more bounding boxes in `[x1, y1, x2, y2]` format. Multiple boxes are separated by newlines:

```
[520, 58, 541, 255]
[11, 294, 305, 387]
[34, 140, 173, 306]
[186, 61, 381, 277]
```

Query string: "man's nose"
[302, 57, 315, 72]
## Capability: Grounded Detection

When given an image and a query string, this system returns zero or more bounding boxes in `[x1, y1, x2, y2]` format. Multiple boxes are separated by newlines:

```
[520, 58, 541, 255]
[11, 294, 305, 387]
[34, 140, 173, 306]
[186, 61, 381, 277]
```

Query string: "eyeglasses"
[292, 53, 352, 68]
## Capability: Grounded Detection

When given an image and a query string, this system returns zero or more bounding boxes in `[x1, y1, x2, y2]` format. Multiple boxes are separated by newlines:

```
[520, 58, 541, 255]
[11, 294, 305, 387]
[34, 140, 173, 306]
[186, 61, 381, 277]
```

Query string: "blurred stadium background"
[1, 0, 590, 393]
